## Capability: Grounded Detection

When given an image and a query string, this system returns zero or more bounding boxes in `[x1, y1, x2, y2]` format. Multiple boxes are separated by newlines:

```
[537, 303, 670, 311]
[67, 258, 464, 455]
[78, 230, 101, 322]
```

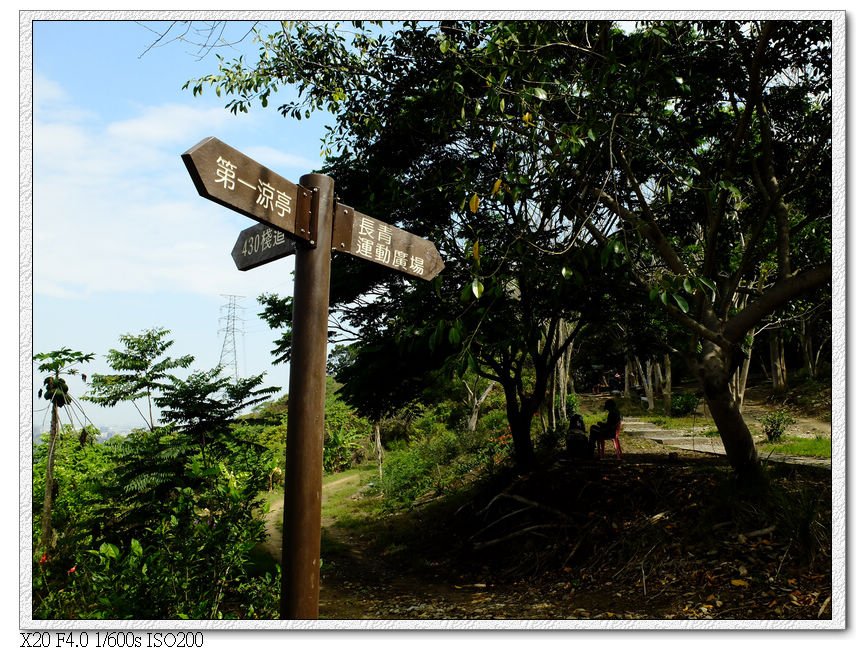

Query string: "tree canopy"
[188, 19, 832, 476]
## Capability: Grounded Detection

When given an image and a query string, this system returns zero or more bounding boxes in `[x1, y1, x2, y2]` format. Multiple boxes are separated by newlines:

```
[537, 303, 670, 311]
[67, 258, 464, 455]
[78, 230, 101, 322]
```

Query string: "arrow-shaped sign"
[182, 136, 314, 242]
[232, 223, 297, 271]
[331, 204, 445, 281]
[184, 135, 446, 620]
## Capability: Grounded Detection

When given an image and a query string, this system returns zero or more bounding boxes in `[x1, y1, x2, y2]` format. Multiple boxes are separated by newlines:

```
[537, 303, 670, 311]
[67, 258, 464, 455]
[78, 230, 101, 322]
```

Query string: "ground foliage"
[318, 448, 831, 620]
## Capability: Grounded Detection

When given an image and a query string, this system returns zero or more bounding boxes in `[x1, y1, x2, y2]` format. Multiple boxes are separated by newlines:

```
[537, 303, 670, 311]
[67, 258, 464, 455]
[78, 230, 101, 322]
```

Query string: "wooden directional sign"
[332, 204, 445, 281]
[184, 136, 445, 620]
[182, 136, 314, 242]
[232, 223, 297, 271]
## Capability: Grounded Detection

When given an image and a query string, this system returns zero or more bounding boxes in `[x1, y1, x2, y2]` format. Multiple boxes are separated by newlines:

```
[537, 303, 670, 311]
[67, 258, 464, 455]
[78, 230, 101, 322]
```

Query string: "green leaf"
[561, 266, 573, 279]
[649, 286, 659, 302]
[448, 326, 461, 346]
[672, 293, 689, 313]
[472, 278, 484, 299]
[100, 543, 120, 560]
[696, 276, 717, 302]
[533, 87, 548, 100]
[683, 277, 693, 293]
[660, 290, 669, 306]
[130, 539, 143, 557]
[499, 97, 505, 113]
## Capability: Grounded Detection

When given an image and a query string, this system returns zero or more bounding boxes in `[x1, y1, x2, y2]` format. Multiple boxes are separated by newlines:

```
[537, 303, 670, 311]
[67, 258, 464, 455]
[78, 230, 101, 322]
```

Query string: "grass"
[321, 464, 381, 530]
[648, 414, 714, 430]
[759, 436, 831, 458]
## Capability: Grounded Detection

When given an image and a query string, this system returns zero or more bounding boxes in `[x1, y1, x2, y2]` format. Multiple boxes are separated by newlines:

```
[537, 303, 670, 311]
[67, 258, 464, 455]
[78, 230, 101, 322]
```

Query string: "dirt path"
[256, 384, 833, 620]
[259, 473, 596, 619]
[259, 473, 361, 564]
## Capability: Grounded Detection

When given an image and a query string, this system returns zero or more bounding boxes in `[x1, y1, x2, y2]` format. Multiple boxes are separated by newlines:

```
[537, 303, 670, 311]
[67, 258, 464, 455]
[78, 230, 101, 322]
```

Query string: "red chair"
[598, 421, 623, 460]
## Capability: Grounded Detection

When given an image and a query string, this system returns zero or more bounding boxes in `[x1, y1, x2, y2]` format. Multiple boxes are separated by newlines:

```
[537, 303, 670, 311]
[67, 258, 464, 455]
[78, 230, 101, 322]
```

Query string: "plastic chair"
[598, 421, 623, 460]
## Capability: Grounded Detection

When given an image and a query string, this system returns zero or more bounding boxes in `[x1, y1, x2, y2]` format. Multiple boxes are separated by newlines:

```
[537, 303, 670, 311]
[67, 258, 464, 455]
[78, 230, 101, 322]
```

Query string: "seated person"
[565, 413, 591, 459]
[589, 399, 622, 449]
[568, 413, 586, 434]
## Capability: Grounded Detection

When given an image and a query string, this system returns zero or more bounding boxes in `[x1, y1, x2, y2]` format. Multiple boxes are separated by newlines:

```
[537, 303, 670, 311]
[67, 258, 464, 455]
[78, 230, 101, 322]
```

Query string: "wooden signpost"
[183, 137, 444, 620]
[231, 223, 297, 271]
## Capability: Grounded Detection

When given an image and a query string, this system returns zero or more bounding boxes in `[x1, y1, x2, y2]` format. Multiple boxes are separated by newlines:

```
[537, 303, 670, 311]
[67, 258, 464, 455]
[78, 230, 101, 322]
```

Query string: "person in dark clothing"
[565, 413, 592, 459]
[589, 399, 622, 452]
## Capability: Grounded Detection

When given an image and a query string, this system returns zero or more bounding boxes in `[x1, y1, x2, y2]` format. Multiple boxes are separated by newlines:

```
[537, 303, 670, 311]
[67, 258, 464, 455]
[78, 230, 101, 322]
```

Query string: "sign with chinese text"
[232, 223, 297, 271]
[332, 204, 445, 281]
[182, 137, 313, 241]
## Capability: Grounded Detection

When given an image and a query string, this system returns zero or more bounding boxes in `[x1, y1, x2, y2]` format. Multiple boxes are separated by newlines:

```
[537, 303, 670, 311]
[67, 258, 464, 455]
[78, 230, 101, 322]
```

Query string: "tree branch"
[723, 264, 831, 343]
[592, 188, 689, 276]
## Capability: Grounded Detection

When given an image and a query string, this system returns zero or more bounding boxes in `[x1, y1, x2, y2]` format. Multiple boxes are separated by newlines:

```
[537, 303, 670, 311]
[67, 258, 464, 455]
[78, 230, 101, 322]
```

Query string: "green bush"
[476, 410, 509, 438]
[379, 447, 436, 507]
[760, 408, 797, 442]
[380, 425, 465, 508]
[565, 393, 581, 418]
[671, 392, 700, 416]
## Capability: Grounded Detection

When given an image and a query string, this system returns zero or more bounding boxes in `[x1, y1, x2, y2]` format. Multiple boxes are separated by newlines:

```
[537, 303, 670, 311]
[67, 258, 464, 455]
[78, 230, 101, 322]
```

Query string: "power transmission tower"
[218, 294, 245, 381]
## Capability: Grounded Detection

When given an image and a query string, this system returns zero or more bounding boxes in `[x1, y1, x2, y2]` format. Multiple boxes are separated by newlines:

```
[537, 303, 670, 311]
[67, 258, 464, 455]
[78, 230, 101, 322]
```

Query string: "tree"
[94, 367, 279, 564]
[33, 348, 94, 553]
[188, 21, 638, 471]
[85, 328, 194, 430]
[564, 21, 832, 477]
[186, 19, 832, 478]
[155, 367, 279, 459]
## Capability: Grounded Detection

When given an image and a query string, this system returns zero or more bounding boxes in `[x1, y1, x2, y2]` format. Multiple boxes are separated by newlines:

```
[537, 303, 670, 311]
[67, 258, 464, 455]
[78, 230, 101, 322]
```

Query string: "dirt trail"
[259, 473, 560, 619]
[256, 386, 832, 620]
[259, 473, 359, 564]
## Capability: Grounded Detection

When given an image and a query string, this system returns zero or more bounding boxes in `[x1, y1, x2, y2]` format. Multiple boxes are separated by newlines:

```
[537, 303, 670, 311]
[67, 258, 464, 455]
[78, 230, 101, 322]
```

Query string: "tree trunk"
[732, 332, 753, 413]
[624, 358, 631, 399]
[40, 404, 60, 553]
[503, 385, 535, 473]
[557, 322, 573, 422]
[510, 413, 534, 474]
[769, 331, 788, 392]
[662, 354, 672, 416]
[638, 358, 654, 411]
[465, 380, 494, 433]
[696, 342, 761, 479]
[374, 423, 384, 480]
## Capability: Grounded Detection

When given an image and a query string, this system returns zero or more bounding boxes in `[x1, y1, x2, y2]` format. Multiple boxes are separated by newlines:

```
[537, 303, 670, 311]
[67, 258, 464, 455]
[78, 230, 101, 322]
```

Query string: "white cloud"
[32, 76, 299, 301]
[106, 104, 233, 145]
[242, 145, 322, 176]
[33, 72, 95, 123]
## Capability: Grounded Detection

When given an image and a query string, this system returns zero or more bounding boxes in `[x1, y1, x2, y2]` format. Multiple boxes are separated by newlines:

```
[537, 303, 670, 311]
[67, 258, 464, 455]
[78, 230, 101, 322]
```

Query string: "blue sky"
[31, 20, 336, 431]
[10, 6, 861, 644]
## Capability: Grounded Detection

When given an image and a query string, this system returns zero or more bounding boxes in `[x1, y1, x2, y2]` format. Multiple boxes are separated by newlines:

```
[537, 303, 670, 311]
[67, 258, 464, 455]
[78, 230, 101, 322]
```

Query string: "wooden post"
[183, 137, 444, 619]
[280, 173, 334, 620]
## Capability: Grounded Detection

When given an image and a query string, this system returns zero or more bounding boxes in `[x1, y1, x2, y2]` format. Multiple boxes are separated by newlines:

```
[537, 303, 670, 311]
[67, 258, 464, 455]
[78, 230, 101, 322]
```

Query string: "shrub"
[379, 429, 462, 508]
[565, 393, 581, 418]
[475, 410, 509, 438]
[671, 392, 700, 416]
[760, 409, 797, 442]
